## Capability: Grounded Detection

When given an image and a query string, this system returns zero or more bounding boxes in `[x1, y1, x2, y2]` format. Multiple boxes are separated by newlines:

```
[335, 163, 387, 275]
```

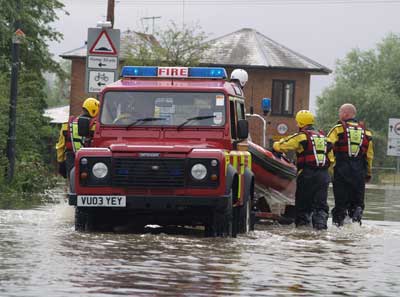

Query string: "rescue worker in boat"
[56, 98, 100, 178]
[273, 110, 334, 230]
[327, 103, 373, 226]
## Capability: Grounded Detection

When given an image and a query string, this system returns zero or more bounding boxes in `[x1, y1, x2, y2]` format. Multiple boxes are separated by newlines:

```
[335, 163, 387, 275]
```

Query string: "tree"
[124, 22, 210, 67]
[316, 33, 400, 166]
[0, 0, 65, 75]
[0, 0, 64, 197]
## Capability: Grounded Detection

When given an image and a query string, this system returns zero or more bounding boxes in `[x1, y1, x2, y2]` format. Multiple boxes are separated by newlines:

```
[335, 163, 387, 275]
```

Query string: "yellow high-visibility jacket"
[327, 120, 374, 176]
[55, 119, 96, 163]
[273, 128, 334, 175]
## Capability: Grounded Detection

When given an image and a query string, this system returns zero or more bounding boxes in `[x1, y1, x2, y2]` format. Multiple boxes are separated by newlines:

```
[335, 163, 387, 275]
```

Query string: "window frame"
[271, 80, 296, 116]
[99, 90, 227, 127]
[229, 96, 246, 140]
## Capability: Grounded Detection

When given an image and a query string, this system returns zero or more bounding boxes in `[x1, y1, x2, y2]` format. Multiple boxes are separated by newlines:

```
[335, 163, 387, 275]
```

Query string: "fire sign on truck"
[68, 65, 296, 237]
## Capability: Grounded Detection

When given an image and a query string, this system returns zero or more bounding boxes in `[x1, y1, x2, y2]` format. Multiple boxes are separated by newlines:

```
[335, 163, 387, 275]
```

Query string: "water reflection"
[59, 232, 245, 296]
[328, 187, 400, 222]
[0, 187, 400, 296]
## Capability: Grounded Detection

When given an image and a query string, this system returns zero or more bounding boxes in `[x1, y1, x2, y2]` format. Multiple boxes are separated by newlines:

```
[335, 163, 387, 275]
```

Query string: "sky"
[49, 0, 400, 111]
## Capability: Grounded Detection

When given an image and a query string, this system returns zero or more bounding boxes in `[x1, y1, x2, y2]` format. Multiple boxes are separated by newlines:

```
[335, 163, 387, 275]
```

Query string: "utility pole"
[107, 0, 115, 28]
[6, 0, 23, 183]
[141, 16, 161, 35]
[182, 0, 185, 28]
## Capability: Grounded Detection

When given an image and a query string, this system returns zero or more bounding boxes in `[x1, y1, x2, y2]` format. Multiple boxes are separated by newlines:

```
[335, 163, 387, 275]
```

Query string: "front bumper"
[68, 193, 230, 210]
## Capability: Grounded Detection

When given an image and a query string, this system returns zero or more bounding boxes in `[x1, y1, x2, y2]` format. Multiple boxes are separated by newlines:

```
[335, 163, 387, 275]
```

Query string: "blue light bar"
[121, 66, 158, 77]
[189, 67, 227, 79]
[121, 66, 227, 79]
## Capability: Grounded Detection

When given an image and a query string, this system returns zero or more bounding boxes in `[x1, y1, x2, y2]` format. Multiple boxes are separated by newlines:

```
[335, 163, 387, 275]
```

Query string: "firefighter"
[56, 98, 99, 178]
[230, 69, 248, 89]
[328, 103, 373, 226]
[273, 110, 334, 230]
[113, 97, 154, 124]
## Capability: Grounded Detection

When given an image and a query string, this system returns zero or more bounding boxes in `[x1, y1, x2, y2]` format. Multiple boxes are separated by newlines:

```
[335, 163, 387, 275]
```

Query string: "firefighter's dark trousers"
[295, 167, 330, 229]
[65, 151, 75, 180]
[332, 157, 367, 225]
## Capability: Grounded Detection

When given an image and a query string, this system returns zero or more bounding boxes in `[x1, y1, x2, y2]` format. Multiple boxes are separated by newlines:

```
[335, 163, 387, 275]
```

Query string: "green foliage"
[316, 33, 400, 167]
[124, 22, 210, 67]
[0, 71, 59, 200]
[0, 154, 58, 208]
[0, 0, 64, 75]
[0, 0, 64, 206]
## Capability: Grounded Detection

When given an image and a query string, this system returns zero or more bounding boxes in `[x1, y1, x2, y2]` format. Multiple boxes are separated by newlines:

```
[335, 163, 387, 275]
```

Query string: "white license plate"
[77, 195, 126, 207]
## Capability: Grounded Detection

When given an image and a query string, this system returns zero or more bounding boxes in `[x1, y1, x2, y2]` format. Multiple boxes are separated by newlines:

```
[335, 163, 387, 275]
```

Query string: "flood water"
[1, 187, 400, 296]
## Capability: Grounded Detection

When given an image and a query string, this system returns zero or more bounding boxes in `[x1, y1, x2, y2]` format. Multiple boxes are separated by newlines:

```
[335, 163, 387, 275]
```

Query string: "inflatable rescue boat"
[248, 141, 297, 191]
[248, 141, 297, 220]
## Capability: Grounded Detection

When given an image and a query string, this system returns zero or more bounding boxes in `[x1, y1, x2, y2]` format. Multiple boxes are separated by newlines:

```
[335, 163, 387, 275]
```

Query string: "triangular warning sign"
[89, 30, 117, 55]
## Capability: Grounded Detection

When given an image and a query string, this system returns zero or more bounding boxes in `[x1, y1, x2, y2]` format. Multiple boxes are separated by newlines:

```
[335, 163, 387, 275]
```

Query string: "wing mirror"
[78, 116, 91, 137]
[237, 119, 249, 139]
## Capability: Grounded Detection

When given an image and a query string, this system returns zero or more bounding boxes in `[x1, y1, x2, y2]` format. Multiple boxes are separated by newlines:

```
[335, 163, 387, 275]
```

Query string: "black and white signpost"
[85, 22, 120, 94]
[387, 118, 400, 174]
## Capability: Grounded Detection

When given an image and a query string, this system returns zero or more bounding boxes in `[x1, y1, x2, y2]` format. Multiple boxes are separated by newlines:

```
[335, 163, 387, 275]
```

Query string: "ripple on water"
[1, 194, 400, 296]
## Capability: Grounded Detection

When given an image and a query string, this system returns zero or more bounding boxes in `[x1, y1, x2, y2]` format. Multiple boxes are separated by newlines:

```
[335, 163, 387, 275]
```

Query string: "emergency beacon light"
[262, 98, 271, 115]
[121, 66, 227, 79]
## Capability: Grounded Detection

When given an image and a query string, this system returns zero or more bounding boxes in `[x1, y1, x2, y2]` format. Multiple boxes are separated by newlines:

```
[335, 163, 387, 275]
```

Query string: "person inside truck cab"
[56, 97, 99, 178]
[191, 95, 224, 126]
[112, 97, 155, 125]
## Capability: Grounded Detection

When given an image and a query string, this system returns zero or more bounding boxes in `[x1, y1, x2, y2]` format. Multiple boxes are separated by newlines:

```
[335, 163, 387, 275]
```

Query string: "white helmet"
[230, 69, 248, 87]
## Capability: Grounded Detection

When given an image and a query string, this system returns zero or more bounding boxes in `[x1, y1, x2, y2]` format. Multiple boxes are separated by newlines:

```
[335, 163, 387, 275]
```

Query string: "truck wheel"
[250, 209, 256, 231]
[75, 207, 94, 231]
[205, 191, 235, 238]
[238, 193, 251, 234]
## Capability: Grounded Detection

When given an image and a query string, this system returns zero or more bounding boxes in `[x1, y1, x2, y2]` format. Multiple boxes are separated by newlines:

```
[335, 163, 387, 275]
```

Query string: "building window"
[272, 80, 295, 116]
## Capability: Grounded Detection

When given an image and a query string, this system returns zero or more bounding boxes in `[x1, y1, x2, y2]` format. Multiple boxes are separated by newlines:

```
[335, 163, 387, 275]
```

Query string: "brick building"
[60, 28, 330, 148]
[201, 28, 330, 146]
[60, 30, 159, 116]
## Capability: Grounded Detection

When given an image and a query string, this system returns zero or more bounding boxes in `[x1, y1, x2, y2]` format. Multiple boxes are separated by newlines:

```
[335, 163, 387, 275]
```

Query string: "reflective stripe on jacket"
[333, 121, 370, 157]
[327, 119, 374, 175]
[273, 126, 334, 172]
[55, 115, 96, 163]
[70, 118, 82, 152]
[297, 129, 330, 169]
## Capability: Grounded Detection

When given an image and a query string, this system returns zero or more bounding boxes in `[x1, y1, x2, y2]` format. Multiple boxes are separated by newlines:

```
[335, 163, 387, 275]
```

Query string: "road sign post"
[387, 118, 400, 176]
[88, 70, 116, 93]
[387, 118, 400, 156]
[85, 27, 120, 94]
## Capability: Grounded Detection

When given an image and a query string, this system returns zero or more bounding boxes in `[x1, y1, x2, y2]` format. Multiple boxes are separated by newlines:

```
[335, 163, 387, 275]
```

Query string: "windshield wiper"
[177, 115, 216, 130]
[126, 117, 166, 128]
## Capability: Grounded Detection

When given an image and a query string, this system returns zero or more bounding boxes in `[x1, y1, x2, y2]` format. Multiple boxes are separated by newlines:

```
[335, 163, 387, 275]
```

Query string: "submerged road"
[0, 187, 399, 296]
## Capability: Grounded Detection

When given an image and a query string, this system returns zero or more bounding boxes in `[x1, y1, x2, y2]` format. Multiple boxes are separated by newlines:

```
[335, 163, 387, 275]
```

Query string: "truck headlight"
[191, 163, 207, 180]
[92, 162, 108, 179]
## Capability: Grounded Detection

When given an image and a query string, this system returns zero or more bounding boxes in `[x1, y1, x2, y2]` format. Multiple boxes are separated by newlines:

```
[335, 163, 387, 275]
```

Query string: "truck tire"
[238, 193, 251, 234]
[205, 191, 236, 238]
[75, 207, 95, 231]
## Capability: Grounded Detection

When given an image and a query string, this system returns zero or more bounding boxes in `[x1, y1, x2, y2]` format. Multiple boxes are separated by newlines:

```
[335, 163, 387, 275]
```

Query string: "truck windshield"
[100, 91, 226, 127]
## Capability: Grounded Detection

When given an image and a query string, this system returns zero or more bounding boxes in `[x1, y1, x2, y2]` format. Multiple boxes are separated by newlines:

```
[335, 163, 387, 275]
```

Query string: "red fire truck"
[69, 66, 256, 237]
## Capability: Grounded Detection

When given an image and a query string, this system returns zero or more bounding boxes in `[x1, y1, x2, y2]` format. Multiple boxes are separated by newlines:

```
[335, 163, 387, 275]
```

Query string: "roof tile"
[202, 28, 330, 73]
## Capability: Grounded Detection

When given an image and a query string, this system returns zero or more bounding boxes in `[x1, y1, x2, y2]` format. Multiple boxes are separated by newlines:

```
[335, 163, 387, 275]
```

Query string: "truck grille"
[112, 158, 186, 188]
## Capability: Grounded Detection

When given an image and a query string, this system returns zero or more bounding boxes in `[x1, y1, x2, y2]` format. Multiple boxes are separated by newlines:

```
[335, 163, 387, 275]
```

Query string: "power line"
[95, 0, 400, 2]
[103, 0, 400, 5]
[141, 16, 161, 34]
